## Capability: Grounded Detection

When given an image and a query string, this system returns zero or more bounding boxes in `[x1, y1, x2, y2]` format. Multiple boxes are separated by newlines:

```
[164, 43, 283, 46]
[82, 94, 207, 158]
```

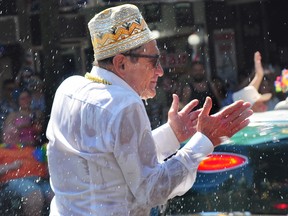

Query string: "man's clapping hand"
[197, 97, 253, 146]
[168, 94, 253, 146]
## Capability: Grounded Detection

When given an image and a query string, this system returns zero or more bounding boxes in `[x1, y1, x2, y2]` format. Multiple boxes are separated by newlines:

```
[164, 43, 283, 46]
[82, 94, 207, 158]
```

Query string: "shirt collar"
[89, 66, 138, 96]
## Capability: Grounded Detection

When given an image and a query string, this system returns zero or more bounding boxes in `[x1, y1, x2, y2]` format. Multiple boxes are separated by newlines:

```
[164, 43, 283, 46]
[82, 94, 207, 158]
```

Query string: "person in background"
[211, 76, 234, 108]
[232, 51, 276, 112]
[27, 74, 46, 113]
[232, 85, 271, 112]
[248, 51, 265, 90]
[146, 74, 179, 129]
[0, 79, 18, 142]
[208, 52, 268, 110]
[27, 74, 47, 143]
[46, 4, 252, 215]
[15, 67, 34, 91]
[3, 89, 43, 146]
[0, 89, 52, 215]
[259, 74, 281, 110]
[250, 51, 281, 110]
[179, 61, 221, 114]
[13, 67, 34, 102]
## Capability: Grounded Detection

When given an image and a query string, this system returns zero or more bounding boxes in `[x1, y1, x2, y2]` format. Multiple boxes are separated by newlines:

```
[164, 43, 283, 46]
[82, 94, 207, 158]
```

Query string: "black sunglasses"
[122, 53, 161, 68]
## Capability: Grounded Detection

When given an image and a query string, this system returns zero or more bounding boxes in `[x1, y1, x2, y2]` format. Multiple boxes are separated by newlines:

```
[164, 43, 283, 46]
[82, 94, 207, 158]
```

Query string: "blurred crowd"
[146, 51, 287, 129]
[0, 48, 287, 215]
[0, 52, 51, 215]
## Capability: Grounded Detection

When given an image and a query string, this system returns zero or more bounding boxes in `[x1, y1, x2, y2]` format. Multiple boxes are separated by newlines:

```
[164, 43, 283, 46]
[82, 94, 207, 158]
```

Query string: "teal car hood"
[223, 110, 288, 145]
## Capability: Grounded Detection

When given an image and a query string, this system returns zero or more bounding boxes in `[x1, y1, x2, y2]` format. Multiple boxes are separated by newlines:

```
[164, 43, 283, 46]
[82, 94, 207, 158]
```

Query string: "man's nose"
[155, 64, 164, 77]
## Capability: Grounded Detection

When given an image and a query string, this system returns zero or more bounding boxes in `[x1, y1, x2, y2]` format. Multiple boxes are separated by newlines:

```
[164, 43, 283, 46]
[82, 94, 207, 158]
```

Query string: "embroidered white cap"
[88, 4, 155, 61]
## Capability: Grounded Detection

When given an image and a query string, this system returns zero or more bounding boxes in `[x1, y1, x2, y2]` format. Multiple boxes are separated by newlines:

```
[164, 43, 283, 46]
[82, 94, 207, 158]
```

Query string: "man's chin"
[141, 91, 156, 100]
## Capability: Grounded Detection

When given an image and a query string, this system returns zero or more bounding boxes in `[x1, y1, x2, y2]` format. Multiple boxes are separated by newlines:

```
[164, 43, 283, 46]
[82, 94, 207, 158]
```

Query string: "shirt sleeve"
[152, 123, 180, 161]
[112, 103, 214, 207]
[169, 132, 214, 198]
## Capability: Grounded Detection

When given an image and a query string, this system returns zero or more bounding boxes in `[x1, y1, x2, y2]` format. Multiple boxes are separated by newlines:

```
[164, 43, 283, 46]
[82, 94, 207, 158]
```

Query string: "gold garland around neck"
[85, 73, 112, 85]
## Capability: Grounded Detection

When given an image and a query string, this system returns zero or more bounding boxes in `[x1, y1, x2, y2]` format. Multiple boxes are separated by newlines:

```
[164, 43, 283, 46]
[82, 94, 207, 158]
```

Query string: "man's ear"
[113, 54, 126, 78]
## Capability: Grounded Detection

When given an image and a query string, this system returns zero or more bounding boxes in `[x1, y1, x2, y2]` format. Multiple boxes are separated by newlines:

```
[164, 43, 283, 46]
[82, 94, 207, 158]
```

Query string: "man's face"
[123, 40, 164, 100]
[192, 63, 206, 82]
[19, 91, 32, 109]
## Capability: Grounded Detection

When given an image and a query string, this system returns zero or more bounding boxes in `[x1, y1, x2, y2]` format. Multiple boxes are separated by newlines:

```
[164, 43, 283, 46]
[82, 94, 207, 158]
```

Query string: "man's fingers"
[222, 102, 252, 123]
[221, 102, 253, 137]
[231, 118, 251, 135]
[189, 109, 201, 120]
[181, 99, 199, 114]
[217, 100, 243, 117]
[199, 97, 212, 117]
[232, 109, 253, 126]
[169, 94, 179, 114]
[217, 100, 250, 119]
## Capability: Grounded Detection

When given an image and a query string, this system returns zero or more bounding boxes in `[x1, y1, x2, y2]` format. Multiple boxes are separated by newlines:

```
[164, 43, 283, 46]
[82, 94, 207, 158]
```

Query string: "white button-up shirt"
[46, 66, 213, 216]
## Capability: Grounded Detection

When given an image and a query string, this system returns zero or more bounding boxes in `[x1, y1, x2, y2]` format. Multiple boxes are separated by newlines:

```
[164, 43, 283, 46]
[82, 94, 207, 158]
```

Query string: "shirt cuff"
[152, 123, 180, 160]
[174, 132, 214, 171]
[185, 132, 214, 158]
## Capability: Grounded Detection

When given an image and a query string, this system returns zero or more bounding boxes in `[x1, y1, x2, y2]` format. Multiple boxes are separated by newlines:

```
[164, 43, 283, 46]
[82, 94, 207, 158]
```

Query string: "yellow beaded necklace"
[85, 72, 112, 85]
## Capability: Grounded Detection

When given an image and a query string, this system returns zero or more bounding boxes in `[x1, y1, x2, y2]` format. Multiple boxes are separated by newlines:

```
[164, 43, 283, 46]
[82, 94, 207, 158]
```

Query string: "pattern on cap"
[88, 4, 154, 60]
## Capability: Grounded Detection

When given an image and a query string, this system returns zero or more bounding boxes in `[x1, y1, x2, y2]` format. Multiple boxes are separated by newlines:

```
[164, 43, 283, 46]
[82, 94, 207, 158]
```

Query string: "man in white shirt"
[46, 4, 253, 216]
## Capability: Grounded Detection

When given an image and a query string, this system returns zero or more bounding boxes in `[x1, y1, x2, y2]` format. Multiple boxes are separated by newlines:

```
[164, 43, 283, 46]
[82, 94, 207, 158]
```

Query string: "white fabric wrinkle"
[113, 105, 197, 207]
[47, 66, 214, 216]
[152, 123, 180, 161]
